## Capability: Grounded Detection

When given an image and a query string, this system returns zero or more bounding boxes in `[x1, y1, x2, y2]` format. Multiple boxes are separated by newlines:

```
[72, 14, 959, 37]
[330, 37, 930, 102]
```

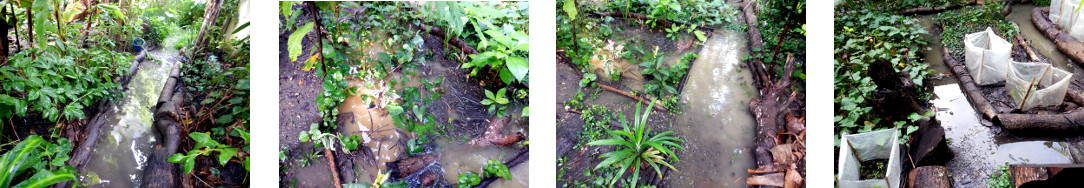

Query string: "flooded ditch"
[79, 48, 180, 187]
[668, 29, 757, 187]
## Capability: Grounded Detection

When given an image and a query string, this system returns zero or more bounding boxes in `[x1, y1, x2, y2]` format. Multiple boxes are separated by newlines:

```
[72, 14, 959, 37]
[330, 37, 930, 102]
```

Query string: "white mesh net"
[1006, 61, 1073, 110]
[964, 27, 1013, 85]
[1051, 0, 1084, 41]
[837, 129, 901, 188]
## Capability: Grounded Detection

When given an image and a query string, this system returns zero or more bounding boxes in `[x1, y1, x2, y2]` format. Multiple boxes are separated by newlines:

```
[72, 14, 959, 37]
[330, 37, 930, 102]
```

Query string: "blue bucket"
[132, 38, 145, 52]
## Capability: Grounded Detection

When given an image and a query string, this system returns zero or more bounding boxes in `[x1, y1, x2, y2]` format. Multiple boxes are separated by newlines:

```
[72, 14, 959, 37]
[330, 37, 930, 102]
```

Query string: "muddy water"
[439, 106, 528, 188]
[932, 84, 1075, 187]
[337, 79, 405, 184]
[917, 15, 959, 85]
[80, 51, 177, 187]
[1009, 5, 1074, 69]
[666, 29, 757, 187]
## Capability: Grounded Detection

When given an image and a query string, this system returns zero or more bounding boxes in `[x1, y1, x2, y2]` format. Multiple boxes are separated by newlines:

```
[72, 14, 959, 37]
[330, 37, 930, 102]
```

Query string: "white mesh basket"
[837, 129, 901, 188]
[1051, 0, 1084, 41]
[1006, 62, 1073, 110]
[964, 27, 1013, 85]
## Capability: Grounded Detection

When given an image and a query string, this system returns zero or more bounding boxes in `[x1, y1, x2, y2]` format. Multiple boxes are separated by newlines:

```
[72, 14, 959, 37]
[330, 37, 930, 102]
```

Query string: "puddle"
[932, 84, 1075, 187]
[337, 78, 405, 184]
[438, 105, 528, 188]
[917, 15, 958, 85]
[667, 29, 757, 187]
[1009, 5, 1073, 69]
[80, 51, 178, 187]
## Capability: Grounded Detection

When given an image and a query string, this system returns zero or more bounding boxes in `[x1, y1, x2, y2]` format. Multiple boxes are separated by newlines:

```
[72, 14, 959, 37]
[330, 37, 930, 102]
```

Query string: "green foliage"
[755, 0, 806, 80]
[935, 0, 1016, 58]
[987, 165, 1011, 188]
[640, 49, 693, 98]
[834, 8, 931, 143]
[481, 88, 510, 116]
[586, 101, 683, 187]
[483, 159, 511, 180]
[463, 29, 530, 85]
[577, 105, 614, 149]
[181, 55, 250, 127]
[288, 22, 314, 62]
[664, 24, 683, 41]
[0, 135, 76, 188]
[298, 123, 356, 152]
[168, 132, 242, 174]
[457, 172, 481, 188]
[0, 47, 132, 122]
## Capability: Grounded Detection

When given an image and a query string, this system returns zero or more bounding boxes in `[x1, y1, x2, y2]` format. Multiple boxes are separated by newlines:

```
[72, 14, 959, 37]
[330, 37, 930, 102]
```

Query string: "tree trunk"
[193, 0, 223, 56]
[25, 7, 30, 47]
[0, 7, 10, 63]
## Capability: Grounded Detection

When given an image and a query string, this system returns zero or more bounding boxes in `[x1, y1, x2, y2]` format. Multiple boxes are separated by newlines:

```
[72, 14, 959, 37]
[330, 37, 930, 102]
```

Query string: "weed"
[482, 88, 511, 116]
[587, 100, 683, 187]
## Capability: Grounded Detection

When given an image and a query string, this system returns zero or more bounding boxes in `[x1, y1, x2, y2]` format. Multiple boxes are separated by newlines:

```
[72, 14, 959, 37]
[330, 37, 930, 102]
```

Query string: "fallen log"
[1012, 164, 1084, 187]
[326, 147, 343, 188]
[741, 0, 769, 88]
[907, 166, 952, 188]
[141, 63, 184, 188]
[469, 116, 526, 146]
[595, 83, 666, 112]
[1033, 7, 1084, 64]
[942, 47, 1000, 119]
[417, 23, 479, 55]
[747, 172, 784, 187]
[895, 0, 978, 15]
[1013, 24, 1041, 62]
[750, 54, 797, 172]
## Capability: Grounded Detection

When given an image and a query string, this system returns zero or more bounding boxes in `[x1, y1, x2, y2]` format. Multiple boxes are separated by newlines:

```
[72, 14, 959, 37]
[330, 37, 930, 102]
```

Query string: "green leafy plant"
[457, 171, 481, 188]
[664, 24, 684, 41]
[462, 29, 530, 85]
[834, 8, 931, 145]
[640, 49, 694, 97]
[0, 135, 77, 188]
[482, 88, 511, 116]
[483, 159, 511, 180]
[987, 165, 1011, 188]
[0, 47, 132, 122]
[587, 100, 684, 187]
[298, 123, 356, 152]
[169, 132, 241, 174]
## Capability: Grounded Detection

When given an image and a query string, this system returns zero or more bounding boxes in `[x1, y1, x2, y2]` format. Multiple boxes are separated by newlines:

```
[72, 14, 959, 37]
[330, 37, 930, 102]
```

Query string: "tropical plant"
[0, 47, 132, 123]
[462, 29, 530, 85]
[482, 88, 511, 116]
[587, 100, 683, 187]
[483, 159, 512, 180]
[168, 132, 243, 174]
[664, 24, 683, 41]
[457, 172, 481, 188]
[640, 49, 694, 97]
[0, 135, 77, 188]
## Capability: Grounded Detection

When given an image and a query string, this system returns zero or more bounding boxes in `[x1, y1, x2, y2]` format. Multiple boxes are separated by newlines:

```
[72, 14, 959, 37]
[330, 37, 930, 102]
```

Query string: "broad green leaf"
[694, 30, 707, 42]
[506, 56, 528, 82]
[563, 0, 577, 21]
[0, 135, 45, 187]
[216, 148, 238, 166]
[11, 167, 76, 188]
[167, 153, 186, 163]
[190, 132, 216, 149]
[288, 22, 315, 62]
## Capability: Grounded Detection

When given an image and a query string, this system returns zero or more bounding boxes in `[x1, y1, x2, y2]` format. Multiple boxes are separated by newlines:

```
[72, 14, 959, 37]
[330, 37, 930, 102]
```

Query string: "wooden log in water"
[908, 120, 953, 166]
[907, 166, 952, 188]
[1033, 7, 1084, 64]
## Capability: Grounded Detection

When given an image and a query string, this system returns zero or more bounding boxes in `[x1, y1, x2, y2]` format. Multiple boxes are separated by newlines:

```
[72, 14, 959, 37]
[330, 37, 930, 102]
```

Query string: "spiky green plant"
[587, 100, 683, 187]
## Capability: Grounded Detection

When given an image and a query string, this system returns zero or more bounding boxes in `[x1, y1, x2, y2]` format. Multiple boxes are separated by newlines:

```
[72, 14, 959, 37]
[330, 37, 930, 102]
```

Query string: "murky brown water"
[667, 29, 757, 187]
[337, 79, 405, 185]
[80, 50, 178, 187]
